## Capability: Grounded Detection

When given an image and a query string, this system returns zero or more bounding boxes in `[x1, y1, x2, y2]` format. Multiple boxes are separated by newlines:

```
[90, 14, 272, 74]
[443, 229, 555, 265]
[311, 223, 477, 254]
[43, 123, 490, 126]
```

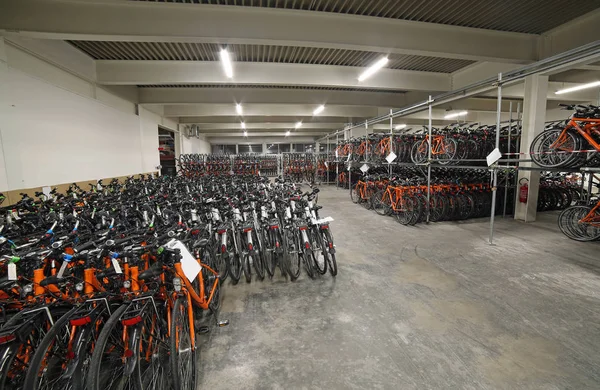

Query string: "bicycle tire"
[86, 305, 133, 390]
[242, 252, 252, 283]
[323, 229, 337, 277]
[24, 304, 106, 390]
[310, 228, 327, 275]
[284, 229, 301, 281]
[170, 298, 196, 390]
[251, 230, 265, 280]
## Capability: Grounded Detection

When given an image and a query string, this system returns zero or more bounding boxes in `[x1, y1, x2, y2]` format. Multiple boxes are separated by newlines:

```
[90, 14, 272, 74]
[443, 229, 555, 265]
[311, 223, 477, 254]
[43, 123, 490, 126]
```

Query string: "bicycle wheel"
[0, 306, 64, 390]
[227, 232, 242, 285]
[170, 298, 196, 390]
[242, 252, 252, 283]
[350, 184, 360, 204]
[322, 229, 337, 277]
[25, 303, 109, 390]
[372, 190, 391, 216]
[530, 129, 582, 168]
[411, 141, 428, 164]
[86, 305, 134, 390]
[283, 229, 301, 281]
[262, 229, 276, 278]
[395, 196, 414, 225]
[310, 228, 327, 275]
[209, 243, 229, 282]
[559, 206, 600, 241]
[251, 230, 265, 280]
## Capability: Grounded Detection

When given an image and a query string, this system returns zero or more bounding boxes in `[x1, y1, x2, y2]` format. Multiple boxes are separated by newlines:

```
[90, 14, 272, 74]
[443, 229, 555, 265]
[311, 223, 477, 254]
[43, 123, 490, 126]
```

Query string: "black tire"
[242, 252, 252, 283]
[24, 304, 106, 390]
[323, 229, 337, 277]
[251, 230, 265, 280]
[530, 129, 581, 168]
[310, 228, 327, 275]
[227, 232, 242, 285]
[372, 189, 391, 216]
[86, 305, 134, 390]
[170, 298, 196, 390]
[262, 229, 276, 278]
[284, 229, 301, 281]
[350, 184, 360, 204]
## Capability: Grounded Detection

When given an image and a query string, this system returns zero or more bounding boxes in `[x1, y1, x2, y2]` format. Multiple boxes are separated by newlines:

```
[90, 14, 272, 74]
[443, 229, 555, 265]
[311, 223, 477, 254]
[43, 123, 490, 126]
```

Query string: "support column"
[514, 74, 548, 222]
[0, 37, 6, 64]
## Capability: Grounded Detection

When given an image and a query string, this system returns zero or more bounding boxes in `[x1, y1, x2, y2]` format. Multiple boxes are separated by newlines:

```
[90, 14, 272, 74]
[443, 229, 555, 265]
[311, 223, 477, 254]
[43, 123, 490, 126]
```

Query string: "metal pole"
[489, 73, 502, 244]
[365, 122, 369, 163]
[513, 102, 522, 209]
[389, 109, 393, 177]
[503, 101, 513, 218]
[336, 133, 339, 190]
[349, 127, 353, 195]
[426, 96, 433, 223]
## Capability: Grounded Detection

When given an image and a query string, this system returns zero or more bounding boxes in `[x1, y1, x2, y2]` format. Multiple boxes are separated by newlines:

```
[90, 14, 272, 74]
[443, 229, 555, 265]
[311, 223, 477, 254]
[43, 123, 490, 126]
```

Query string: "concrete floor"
[198, 186, 600, 390]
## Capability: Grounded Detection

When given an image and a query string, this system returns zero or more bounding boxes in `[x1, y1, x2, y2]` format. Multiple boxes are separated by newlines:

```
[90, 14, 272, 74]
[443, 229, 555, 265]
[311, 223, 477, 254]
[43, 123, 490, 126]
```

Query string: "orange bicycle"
[530, 104, 600, 168]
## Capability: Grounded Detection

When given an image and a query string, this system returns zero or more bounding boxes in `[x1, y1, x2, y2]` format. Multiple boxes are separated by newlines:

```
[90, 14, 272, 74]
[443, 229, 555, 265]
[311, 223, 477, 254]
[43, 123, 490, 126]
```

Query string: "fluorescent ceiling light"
[444, 111, 468, 119]
[220, 49, 233, 78]
[358, 57, 388, 82]
[236, 103, 243, 115]
[241, 122, 246, 129]
[313, 105, 325, 115]
[394, 124, 407, 130]
[285, 130, 291, 136]
[243, 131, 248, 137]
[295, 122, 302, 128]
[555, 81, 600, 95]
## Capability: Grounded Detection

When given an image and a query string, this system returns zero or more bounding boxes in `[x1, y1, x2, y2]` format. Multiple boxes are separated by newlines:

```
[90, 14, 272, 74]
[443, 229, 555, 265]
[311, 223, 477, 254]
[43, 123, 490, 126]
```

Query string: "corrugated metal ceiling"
[69, 41, 473, 73]
[138, 84, 407, 93]
[129, 0, 600, 34]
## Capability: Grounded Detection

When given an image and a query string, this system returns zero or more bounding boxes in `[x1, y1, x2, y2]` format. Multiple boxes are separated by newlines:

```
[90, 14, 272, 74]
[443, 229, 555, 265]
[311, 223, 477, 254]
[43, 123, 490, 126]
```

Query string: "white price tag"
[386, 152, 397, 163]
[7, 263, 17, 281]
[486, 148, 502, 166]
[111, 258, 123, 274]
[312, 216, 334, 225]
[166, 240, 201, 282]
[360, 164, 369, 173]
[324, 162, 329, 168]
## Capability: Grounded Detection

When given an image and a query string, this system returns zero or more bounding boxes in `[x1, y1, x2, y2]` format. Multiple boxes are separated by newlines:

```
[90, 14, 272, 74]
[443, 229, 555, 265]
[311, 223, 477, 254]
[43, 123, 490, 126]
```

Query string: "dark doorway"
[158, 128, 176, 176]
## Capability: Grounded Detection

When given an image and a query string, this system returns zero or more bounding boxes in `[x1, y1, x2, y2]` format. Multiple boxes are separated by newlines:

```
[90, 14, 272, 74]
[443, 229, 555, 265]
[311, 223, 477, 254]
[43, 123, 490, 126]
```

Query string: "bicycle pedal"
[197, 326, 210, 334]
[218, 319, 230, 327]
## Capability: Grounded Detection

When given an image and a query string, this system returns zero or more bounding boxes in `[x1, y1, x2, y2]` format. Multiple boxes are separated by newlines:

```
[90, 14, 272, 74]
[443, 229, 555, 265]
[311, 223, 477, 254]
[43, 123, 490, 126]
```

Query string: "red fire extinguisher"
[519, 178, 529, 203]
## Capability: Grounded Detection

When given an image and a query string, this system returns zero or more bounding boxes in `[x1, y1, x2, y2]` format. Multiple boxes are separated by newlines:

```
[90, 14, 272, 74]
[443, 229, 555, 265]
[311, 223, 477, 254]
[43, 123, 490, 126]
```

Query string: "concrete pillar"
[0, 37, 6, 64]
[262, 142, 267, 154]
[514, 74, 548, 222]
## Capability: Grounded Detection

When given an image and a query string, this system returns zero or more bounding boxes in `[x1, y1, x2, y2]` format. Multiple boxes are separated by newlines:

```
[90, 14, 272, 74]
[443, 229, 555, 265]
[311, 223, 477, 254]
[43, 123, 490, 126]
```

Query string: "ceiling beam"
[539, 9, 600, 59]
[202, 131, 326, 137]
[194, 122, 344, 130]
[163, 104, 380, 118]
[97, 61, 451, 91]
[0, 0, 538, 63]
[139, 87, 411, 107]
[178, 116, 364, 124]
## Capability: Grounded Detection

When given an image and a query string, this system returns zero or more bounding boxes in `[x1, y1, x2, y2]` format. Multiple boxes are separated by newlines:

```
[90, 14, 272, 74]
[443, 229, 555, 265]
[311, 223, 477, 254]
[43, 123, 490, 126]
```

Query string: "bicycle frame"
[552, 118, 600, 152]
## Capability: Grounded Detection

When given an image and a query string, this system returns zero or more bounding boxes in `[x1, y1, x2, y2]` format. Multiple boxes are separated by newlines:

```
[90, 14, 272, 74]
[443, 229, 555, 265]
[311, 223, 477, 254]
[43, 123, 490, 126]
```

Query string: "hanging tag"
[324, 161, 329, 168]
[191, 209, 198, 222]
[166, 240, 201, 282]
[360, 164, 369, 173]
[7, 263, 17, 281]
[386, 152, 397, 163]
[111, 258, 123, 274]
[486, 148, 502, 166]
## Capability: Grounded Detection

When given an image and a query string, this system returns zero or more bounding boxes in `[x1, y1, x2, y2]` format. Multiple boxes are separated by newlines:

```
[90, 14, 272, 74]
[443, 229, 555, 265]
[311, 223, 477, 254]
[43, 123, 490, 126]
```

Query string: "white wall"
[0, 40, 177, 191]
[181, 134, 211, 154]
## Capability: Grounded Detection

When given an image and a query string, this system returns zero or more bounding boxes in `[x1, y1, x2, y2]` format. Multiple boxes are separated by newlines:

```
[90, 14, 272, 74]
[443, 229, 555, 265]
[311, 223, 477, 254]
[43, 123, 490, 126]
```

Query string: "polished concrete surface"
[198, 186, 600, 389]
